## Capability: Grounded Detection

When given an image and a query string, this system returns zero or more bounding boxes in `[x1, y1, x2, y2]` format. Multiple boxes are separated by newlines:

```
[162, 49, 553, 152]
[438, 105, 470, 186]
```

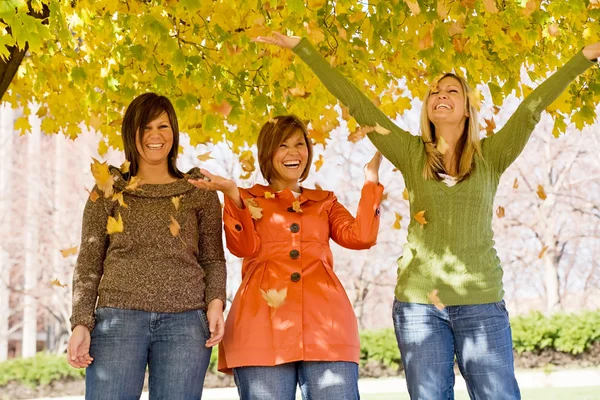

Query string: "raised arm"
[483, 45, 598, 174]
[255, 33, 419, 173]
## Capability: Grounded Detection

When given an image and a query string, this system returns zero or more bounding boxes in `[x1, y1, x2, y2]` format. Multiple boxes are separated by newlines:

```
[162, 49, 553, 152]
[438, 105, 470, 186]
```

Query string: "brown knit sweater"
[70, 166, 227, 332]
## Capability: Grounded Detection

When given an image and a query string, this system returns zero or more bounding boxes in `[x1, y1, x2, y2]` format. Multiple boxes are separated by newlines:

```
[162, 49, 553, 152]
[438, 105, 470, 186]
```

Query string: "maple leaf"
[260, 288, 287, 308]
[404, 0, 420, 14]
[513, 178, 519, 189]
[106, 214, 124, 234]
[50, 279, 67, 288]
[403, 188, 409, 201]
[428, 289, 445, 310]
[125, 176, 143, 191]
[87, 189, 100, 203]
[315, 154, 324, 172]
[484, 117, 496, 137]
[244, 198, 263, 220]
[536, 185, 547, 201]
[393, 212, 403, 230]
[292, 201, 303, 213]
[197, 152, 213, 162]
[538, 245, 549, 259]
[264, 191, 275, 199]
[120, 160, 130, 174]
[212, 100, 233, 117]
[239, 151, 256, 177]
[169, 216, 181, 237]
[60, 246, 78, 257]
[90, 158, 114, 198]
[496, 206, 505, 218]
[414, 210, 428, 227]
[172, 195, 182, 211]
[112, 192, 128, 208]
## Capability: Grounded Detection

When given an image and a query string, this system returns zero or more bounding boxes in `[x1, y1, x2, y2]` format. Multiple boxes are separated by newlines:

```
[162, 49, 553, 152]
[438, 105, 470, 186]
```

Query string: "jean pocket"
[197, 310, 211, 339]
[494, 300, 509, 319]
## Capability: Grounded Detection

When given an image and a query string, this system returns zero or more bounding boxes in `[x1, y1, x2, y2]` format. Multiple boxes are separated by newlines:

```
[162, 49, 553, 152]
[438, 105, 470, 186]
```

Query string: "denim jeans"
[85, 307, 212, 400]
[392, 299, 521, 400]
[233, 361, 359, 400]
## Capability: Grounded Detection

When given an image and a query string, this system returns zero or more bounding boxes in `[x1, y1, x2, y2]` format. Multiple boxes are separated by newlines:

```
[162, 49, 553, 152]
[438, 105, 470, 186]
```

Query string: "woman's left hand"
[364, 151, 383, 184]
[582, 42, 600, 61]
[205, 299, 225, 348]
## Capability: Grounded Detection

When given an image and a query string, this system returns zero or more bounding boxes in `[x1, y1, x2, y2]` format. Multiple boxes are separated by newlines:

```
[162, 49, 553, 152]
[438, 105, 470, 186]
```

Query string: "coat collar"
[247, 184, 329, 202]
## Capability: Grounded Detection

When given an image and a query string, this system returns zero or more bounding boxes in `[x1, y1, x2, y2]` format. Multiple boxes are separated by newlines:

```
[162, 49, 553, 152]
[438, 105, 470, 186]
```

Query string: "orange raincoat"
[217, 181, 384, 373]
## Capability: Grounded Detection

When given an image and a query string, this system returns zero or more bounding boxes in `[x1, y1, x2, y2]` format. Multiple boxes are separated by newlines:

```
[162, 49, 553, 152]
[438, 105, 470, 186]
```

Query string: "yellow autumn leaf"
[292, 200, 303, 213]
[120, 160, 130, 174]
[536, 185, 547, 200]
[428, 289, 445, 310]
[260, 288, 288, 309]
[87, 189, 100, 203]
[90, 158, 114, 198]
[60, 246, 78, 257]
[172, 196, 182, 211]
[169, 216, 181, 237]
[244, 198, 263, 220]
[112, 192, 128, 208]
[496, 206, 505, 218]
[50, 279, 67, 288]
[107, 214, 124, 234]
[374, 123, 390, 135]
[315, 154, 324, 172]
[393, 212, 402, 230]
[414, 210, 428, 227]
[197, 152, 213, 162]
[264, 191, 275, 199]
[403, 187, 409, 201]
[126, 176, 143, 191]
[538, 245, 549, 259]
[513, 178, 519, 189]
[315, 183, 323, 191]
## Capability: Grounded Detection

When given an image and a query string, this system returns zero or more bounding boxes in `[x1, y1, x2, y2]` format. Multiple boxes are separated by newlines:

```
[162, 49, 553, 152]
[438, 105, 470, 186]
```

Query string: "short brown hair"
[257, 115, 313, 184]
[121, 93, 184, 179]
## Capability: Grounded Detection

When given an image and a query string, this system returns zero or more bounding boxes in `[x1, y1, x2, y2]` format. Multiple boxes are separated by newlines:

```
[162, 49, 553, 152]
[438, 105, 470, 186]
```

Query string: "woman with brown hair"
[255, 33, 600, 399]
[190, 115, 383, 400]
[67, 93, 227, 400]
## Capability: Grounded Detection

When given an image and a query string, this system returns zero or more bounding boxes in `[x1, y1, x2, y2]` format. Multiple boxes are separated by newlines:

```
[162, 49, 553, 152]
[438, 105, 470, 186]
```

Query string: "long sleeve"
[483, 51, 596, 174]
[329, 181, 384, 249]
[223, 190, 261, 258]
[197, 190, 227, 306]
[293, 38, 419, 174]
[70, 188, 109, 332]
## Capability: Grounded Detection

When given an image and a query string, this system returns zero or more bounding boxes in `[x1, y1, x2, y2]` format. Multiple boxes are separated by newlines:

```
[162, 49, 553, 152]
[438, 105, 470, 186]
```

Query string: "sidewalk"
[30, 368, 600, 400]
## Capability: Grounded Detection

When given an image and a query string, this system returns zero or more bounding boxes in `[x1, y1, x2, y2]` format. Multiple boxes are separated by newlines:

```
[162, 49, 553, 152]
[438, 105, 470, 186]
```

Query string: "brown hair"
[421, 73, 482, 182]
[121, 93, 184, 179]
[257, 115, 313, 184]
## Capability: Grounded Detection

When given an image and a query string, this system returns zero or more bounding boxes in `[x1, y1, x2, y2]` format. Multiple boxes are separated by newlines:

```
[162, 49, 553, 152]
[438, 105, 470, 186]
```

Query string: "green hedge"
[1, 311, 599, 388]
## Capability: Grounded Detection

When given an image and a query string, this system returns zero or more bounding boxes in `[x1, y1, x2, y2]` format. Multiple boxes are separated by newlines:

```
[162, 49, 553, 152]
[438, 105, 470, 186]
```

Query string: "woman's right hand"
[188, 169, 243, 208]
[253, 32, 301, 49]
[364, 151, 383, 184]
[67, 325, 93, 369]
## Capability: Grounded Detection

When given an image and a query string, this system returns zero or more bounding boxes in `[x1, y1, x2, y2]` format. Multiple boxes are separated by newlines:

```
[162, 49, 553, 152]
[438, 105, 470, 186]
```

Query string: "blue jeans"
[85, 307, 212, 400]
[233, 361, 359, 400]
[392, 300, 520, 400]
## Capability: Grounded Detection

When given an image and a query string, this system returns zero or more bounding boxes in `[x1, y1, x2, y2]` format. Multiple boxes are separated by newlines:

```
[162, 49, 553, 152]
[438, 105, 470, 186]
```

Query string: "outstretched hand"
[188, 169, 243, 208]
[253, 32, 301, 49]
[583, 42, 600, 61]
[364, 151, 383, 185]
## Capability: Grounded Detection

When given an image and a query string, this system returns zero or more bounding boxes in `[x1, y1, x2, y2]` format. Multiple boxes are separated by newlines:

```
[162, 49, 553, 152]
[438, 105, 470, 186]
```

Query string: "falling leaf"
[212, 100, 233, 117]
[315, 154, 324, 172]
[125, 176, 143, 191]
[393, 212, 403, 230]
[538, 245, 549, 259]
[374, 123, 391, 135]
[50, 279, 67, 288]
[244, 198, 263, 220]
[90, 158, 114, 198]
[172, 195, 182, 211]
[484, 117, 496, 137]
[403, 187, 409, 201]
[169, 216, 181, 237]
[197, 152, 213, 162]
[60, 246, 78, 257]
[414, 210, 428, 227]
[264, 191, 275, 199]
[536, 185, 547, 200]
[112, 192, 128, 208]
[292, 200, 303, 213]
[496, 206, 505, 218]
[87, 189, 100, 203]
[428, 289, 445, 310]
[315, 183, 323, 191]
[513, 178, 519, 189]
[120, 160, 130, 174]
[382, 192, 389, 202]
[107, 214, 124, 234]
[260, 288, 287, 309]
[239, 150, 256, 179]
[404, 0, 420, 14]
[483, 0, 498, 13]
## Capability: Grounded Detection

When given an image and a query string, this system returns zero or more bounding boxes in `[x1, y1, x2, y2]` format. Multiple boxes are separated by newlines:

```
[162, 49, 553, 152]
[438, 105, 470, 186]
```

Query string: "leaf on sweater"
[90, 158, 114, 198]
[244, 198, 263, 220]
[197, 152, 213, 162]
[170, 216, 181, 237]
[513, 178, 519, 189]
[60, 246, 78, 257]
[106, 214, 124, 234]
[538, 245, 549, 259]
[536, 185, 547, 200]
[260, 288, 287, 308]
[50, 279, 67, 288]
[172, 195, 182, 211]
[496, 206, 505, 218]
[414, 210, 428, 227]
[315, 154, 324, 172]
[404, 0, 420, 14]
[374, 123, 390, 135]
[393, 212, 402, 230]
[428, 289, 445, 310]
[292, 200, 303, 213]
[403, 187, 409, 201]
[87, 189, 100, 203]
[120, 160, 130, 174]
[112, 192, 128, 208]
[125, 176, 143, 191]
[264, 191, 275, 199]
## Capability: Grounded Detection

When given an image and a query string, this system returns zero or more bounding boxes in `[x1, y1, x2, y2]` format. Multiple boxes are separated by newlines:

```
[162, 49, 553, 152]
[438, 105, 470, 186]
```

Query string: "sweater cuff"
[70, 314, 95, 333]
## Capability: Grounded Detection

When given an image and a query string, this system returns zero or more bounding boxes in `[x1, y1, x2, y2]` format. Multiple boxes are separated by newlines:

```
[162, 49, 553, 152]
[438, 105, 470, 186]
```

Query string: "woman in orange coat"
[190, 115, 383, 400]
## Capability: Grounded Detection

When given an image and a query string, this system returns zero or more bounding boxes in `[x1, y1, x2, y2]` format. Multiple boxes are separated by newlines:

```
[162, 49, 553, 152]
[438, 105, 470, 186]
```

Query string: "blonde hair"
[421, 73, 482, 182]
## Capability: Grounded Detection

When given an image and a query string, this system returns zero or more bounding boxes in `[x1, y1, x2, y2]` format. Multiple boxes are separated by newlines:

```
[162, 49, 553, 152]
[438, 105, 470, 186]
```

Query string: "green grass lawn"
[360, 387, 600, 400]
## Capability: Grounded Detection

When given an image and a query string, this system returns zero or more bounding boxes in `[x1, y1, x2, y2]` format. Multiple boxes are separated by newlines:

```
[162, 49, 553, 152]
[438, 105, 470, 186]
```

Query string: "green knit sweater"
[294, 39, 596, 305]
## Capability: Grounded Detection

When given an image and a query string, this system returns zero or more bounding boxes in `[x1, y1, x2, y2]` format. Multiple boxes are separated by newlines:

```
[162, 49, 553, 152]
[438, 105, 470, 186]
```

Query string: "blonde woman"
[256, 33, 600, 399]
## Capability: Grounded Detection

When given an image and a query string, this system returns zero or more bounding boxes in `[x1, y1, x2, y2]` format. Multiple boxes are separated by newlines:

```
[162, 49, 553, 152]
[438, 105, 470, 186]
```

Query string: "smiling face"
[134, 111, 174, 169]
[271, 130, 309, 185]
[426, 76, 469, 127]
